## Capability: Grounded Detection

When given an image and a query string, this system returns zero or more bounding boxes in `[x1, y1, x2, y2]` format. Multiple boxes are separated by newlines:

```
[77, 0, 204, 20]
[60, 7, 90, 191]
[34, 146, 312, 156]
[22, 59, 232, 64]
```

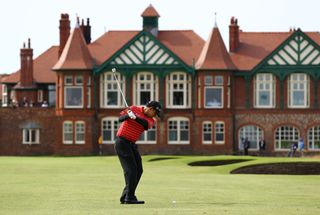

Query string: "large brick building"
[1, 5, 320, 155]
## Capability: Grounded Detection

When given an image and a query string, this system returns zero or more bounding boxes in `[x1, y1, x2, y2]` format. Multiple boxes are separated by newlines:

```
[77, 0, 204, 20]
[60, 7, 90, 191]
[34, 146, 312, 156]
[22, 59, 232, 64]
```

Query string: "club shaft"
[112, 72, 129, 108]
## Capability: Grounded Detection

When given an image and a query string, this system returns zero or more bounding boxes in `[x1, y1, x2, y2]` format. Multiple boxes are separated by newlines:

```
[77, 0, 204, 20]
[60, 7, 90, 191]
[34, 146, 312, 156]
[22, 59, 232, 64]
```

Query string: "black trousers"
[114, 137, 143, 201]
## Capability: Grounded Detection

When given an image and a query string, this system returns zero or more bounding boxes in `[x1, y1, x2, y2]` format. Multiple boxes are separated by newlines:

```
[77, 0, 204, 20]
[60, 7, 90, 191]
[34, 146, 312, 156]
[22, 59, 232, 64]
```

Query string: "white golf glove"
[127, 110, 136, 119]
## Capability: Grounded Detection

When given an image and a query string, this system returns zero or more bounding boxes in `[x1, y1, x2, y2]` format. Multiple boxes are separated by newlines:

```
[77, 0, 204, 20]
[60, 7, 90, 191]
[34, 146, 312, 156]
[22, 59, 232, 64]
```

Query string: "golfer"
[115, 101, 161, 204]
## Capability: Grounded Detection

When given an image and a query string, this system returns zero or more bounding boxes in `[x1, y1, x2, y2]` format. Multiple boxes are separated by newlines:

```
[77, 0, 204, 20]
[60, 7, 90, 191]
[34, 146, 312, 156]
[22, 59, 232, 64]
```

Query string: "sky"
[1, 0, 320, 74]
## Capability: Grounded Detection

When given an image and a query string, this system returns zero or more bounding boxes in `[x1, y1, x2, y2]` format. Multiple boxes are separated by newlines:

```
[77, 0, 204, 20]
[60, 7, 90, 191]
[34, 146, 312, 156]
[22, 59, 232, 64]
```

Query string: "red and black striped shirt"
[116, 106, 155, 142]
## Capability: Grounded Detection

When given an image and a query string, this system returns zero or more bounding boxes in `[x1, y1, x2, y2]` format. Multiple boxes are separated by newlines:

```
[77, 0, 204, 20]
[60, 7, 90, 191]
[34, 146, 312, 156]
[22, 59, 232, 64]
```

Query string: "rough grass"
[0, 155, 320, 215]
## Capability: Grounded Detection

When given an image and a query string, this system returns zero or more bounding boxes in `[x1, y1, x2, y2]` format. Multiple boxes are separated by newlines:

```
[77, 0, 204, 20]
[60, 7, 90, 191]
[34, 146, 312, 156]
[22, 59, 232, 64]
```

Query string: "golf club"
[112, 68, 129, 108]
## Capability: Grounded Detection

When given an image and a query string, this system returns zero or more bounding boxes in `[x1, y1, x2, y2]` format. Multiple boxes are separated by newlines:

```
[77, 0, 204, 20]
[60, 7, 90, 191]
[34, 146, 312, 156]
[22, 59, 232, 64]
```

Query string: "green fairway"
[0, 156, 320, 215]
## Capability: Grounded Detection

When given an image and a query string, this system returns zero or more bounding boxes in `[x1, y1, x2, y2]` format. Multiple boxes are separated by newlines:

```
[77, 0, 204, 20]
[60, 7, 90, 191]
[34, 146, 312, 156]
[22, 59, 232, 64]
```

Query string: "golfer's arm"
[135, 117, 148, 130]
[118, 115, 130, 122]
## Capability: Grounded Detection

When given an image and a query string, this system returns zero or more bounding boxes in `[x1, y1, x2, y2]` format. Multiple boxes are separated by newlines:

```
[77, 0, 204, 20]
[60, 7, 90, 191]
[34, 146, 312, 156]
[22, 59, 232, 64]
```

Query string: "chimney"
[80, 18, 91, 44]
[59, 13, 70, 57]
[20, 38, 33, 87]
[229, 17, 239, 52]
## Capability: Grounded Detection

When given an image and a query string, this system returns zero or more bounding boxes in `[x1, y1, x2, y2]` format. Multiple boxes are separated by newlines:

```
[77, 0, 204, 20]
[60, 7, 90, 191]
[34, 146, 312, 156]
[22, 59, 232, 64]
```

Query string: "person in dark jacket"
[114, 101, 161, 204]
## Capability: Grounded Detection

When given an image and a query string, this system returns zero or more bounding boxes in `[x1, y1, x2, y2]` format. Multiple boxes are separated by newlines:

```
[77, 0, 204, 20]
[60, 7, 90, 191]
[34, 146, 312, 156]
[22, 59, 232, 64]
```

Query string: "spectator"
[41, 100, 48, 107]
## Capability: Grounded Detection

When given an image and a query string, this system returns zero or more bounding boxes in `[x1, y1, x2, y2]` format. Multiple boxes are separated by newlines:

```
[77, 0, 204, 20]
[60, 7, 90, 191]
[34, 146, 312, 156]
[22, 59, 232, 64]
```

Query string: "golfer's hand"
[127, 110, 136, 119]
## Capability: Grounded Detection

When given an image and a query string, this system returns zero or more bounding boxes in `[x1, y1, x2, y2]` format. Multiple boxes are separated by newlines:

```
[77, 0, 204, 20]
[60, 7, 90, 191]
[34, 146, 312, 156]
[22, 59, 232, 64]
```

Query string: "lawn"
[0, 155, 320, 215]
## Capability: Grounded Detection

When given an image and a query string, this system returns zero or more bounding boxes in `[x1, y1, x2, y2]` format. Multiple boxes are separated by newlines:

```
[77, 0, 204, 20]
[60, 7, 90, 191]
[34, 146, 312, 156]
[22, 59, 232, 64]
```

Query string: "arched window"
[254, 73, 275, 108]
[168, 117, 189, 144]
[239, 125, 263, 150]
[101, 117, 119, 144]
[202, 121, 212, 144]
[275, 125, 299, 150]
[166, 72, 191, 108]
[288, 73, 309, 108]
[133, 72, 158, 105]
[100, 72, 126, 108]
[308, 126, 320, 150]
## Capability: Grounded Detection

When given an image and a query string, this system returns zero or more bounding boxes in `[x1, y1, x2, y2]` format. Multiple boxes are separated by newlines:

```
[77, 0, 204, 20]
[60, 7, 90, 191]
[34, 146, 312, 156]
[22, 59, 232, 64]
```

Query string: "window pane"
[259, 92, 270, 106]
[140, 92, 150, 105]
[173, 92, 184, 105]
[66, 88, 82, 106]
[205, 88, 222, 107]
[169, 131, 177, 141]
[293, 92, 304, 105]
[180, 131, 189, 141]
[147, 130, 156, 141]
[107, 92, 118, 105]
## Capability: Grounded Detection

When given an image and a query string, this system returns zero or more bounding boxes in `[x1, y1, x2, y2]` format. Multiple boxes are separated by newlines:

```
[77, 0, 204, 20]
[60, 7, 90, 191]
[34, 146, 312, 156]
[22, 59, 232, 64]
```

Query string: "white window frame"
[166, 72, 191, 108]
[64, 76, 73, 85]
[202, 121, 212, 144]
[254, 73, 275, 108]
[75, 121, 85, 144]
[215, 121, 225, 144]
[239, 125, 263, 150]
[308, 126, 320, 151]
[100, 72, 126, 108]
[64, 86, 83, 108]
[204, 86, 223, 108]
[22, 129, 40, 144]
[63, 121, 73, 144]
[288, 73, 309, 108]
[2, 84, 8, 107]
[137, 125, 157, 144]
[215, 76, 224, 85]
[102, 117, 119, 144]
[133, 72, 158, 106]
[274, 126, 299, 150]
[168, 117, 190, 144]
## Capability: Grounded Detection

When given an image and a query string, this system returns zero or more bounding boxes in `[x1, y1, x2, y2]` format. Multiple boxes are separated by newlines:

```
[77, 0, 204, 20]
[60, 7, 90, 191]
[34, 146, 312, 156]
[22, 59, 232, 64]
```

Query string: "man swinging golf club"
[112, 68, 161, 204]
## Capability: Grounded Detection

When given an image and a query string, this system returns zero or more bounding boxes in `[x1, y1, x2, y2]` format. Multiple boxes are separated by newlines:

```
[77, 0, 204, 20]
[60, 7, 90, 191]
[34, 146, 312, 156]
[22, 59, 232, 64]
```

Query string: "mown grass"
[0, 155, 320, 215]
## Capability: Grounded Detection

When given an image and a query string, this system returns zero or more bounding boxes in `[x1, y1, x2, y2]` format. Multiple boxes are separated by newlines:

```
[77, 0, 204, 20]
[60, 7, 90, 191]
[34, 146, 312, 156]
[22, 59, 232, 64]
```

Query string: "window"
[48, 85, 56, 107]
[100, 72, 126, 108]
[288, 73, 309, 108]
[215, 122, 224, 144]
[102, 117, 119, 144]
[134, 72, 158, 105]
[275, 126, 299, 150]
[204, 76, 213, 85]
[22, 129, 40, 144]
[65, 87, 83, 108]
[255, 73, 275, 108]
[239, 125, 263, 150]
[137, 125, 156, 144]
[63, 121, 73, 144]
[166, 72, 191, 108]
[205, 87, 223, 108]
[75, 76, 83, 85]
[202, 121, 212, 144]
[168, 117, 189, 144]
[2, 85, 8, 107]
[65, 76, 73, 85]
[64, 75, 83, 108]
[215, 76, 224, 85]
[308, 126, 320, 150]
[87, 76, 91, 108]
[75, 121, 85, 144]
